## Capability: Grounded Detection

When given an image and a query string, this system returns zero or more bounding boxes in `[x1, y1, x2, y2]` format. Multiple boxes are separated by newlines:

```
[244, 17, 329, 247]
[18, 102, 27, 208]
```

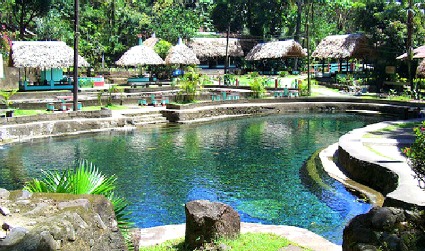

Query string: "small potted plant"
[0, 89, 18, 117]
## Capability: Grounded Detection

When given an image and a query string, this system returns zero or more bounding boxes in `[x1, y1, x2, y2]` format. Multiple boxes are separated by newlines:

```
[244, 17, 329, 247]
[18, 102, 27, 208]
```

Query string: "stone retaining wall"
[337, 147, 399, 195]
[1, 109, 112, 125]
[163, 101, 414, 123]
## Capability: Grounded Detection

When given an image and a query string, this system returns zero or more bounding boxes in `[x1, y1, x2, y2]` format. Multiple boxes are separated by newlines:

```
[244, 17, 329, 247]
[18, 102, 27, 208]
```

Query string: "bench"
[138, 95, 169, 106]
[127, 77, 157, 88]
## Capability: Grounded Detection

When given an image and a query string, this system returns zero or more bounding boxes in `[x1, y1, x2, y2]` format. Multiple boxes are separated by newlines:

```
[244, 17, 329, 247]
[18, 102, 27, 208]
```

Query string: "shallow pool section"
[0, 113, 389, 244]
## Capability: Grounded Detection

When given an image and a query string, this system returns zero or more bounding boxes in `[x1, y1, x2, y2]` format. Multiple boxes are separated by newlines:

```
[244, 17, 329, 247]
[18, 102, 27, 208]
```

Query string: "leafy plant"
[249, 77, 266, 99]
[177, 67, 202, 103]
[278, 71, 288, 78]
[223, 74, 235, 85]
[403, 121, 425, 189]
[154, 39, 172, 59]
[107, 85, 120, 106]
[249, 72, 259, 78]
[24, 160, 133, 248]
[0, 89, 18, 109]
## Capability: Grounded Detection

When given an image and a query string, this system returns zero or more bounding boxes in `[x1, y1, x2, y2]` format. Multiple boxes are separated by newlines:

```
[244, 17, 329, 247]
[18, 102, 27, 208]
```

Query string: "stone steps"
[127, 113, 168, 126]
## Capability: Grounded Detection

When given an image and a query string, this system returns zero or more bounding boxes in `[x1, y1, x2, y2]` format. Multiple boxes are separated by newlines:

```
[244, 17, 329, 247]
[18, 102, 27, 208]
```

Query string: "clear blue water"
[0, 113, 391, 244]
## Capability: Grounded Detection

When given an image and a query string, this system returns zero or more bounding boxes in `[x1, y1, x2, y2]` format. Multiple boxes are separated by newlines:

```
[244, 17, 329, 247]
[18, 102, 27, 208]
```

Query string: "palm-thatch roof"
[396, 45, 425, 60]
[143, 34, 159, 48]
[417, 59, 425, 78]
[115, 44, 164, 66]
[311, 34, 375, 59]
[245, 40, 306, 61]
[165, 39, 200, 65]
[11, 41, 89, 68]
[188, 38, 244, 60]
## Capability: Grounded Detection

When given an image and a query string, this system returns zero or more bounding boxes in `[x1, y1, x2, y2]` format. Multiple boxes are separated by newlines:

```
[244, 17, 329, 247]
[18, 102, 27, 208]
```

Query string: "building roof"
[188, 38, 244, 60]
[245, 40, 306, 61]
[115, 44, 164, 66]
[165, 39, 200, 65]
[11, 41, 89, 68]
[311, 34, 375, 59]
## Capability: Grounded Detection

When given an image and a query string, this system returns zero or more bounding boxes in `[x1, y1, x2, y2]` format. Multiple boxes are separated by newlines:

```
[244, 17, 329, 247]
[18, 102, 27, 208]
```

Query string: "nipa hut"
[245, 40, 306, 61]
[10, 41, 90, 91]
[115, 38, 164, 66]
[311, 34, 374, 60]
[143, 33, 159, 48]
[188, 38, 244, 60]
[165, 38, 200, 65]
[396, 45, 425, 60]
[11, 41, 89, 69]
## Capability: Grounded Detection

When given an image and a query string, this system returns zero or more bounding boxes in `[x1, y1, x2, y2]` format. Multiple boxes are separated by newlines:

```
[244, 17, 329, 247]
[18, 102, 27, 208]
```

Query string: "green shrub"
[0, 89, 18, 108]
[177, 67, 202, 103]
[24, 160, 133, 248]
[278, 71, 288, 77]
[249, 72, 259, 78]
[404, 121, 425, 189]
[249, 77, 266, 99]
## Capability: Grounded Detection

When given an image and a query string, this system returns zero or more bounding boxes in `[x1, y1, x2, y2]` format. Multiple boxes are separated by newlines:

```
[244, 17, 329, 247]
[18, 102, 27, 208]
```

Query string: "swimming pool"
[0, 113, 390, 244]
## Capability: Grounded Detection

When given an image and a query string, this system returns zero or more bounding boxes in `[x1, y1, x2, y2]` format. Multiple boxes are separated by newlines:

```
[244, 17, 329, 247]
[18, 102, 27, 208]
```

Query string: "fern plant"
[24, 160, 133, 248]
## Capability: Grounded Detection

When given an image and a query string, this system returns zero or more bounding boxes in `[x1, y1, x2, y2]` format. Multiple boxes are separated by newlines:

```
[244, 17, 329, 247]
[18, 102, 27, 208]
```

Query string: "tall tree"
[13, 0, 52, 39]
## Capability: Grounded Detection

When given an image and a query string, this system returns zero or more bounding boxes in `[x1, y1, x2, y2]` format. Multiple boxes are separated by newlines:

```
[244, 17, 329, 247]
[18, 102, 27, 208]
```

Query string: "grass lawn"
[80, 105, 131, 111]
[12, 109, 50, 116]
[139, 233, 310, 251]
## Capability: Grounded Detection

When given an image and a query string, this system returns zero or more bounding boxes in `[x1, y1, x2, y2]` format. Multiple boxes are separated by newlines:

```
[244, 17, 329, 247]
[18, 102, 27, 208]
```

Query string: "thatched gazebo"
[245, 40, 306, 61]
[10, 41, 89, 91]
[396, 45, 425, 60]
[311, 34, 374, 60]
[143, 33, 159, 48]
[311, 34, 375, 75]
[115, 38, 164, 67]
[11, 41, 89, 69]
[188, 38, 244, 61]
[165, 38, 200, 65]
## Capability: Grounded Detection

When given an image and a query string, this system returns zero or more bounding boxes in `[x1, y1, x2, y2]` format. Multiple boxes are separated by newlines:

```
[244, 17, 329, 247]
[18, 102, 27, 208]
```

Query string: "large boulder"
[185, 200, 240, 250]
[343, 206, 425, 251]
[0, 189, 127, 251]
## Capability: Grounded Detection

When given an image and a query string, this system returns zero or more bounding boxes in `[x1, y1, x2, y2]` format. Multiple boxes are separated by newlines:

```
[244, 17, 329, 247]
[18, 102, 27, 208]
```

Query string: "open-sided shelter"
[115, 38, 164, 67]
[245, 40, 306, 61]
[165, 38, 200, 65]
[10, 41, 89, 91]
[188, 38, 244, 69]
[311, 34, 375, 75]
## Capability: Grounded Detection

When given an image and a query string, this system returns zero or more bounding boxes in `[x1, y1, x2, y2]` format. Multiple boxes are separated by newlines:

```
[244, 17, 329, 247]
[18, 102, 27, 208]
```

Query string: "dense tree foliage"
[0, 0, 424, 73]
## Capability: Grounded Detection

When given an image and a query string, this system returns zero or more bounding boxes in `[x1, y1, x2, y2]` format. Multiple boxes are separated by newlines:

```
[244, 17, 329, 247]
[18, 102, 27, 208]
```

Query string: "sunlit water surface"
[0, 113, 392, 244]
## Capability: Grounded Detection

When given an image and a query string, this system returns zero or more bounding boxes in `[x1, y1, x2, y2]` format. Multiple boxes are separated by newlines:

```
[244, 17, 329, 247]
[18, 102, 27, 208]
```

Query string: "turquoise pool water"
[0, 113, 391, 244]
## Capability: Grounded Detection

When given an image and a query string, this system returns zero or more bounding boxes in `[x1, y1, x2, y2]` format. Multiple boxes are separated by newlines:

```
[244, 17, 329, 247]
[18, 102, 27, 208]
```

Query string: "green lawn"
[139, 233, 310, 251]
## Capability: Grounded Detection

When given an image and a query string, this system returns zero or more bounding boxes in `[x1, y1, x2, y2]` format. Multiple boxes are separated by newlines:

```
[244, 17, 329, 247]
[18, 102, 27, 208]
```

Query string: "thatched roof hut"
[143, 34, 159, 48]
[311, 34, 374, 59]
[396, 45, 425, 60]
[417, 59, 425, 78]
[245, 40, 306, 61]
[11, 41, 89, 68]
[115, 43, 164, 66]
[188, 38, 244, 60]
[165, 38, 200, 65]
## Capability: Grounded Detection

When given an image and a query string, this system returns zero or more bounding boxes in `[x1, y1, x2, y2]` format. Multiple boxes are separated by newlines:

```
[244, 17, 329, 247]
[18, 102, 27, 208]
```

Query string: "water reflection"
[0, 113, 391, 244]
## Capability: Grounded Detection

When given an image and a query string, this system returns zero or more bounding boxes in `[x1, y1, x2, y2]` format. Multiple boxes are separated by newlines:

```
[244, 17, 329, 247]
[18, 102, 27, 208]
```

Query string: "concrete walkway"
[337, 119, 425, 208]
[134, 223, 341, 251]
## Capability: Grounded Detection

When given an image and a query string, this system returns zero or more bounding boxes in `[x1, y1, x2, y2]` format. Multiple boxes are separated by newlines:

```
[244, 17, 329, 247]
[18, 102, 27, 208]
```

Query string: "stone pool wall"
[162, 100, 415, 123]
[0, 109, 138, 144]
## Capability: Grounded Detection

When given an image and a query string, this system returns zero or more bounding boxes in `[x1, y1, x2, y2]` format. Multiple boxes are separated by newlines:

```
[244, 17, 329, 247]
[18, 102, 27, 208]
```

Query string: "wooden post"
[73, 0, 79, 111]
